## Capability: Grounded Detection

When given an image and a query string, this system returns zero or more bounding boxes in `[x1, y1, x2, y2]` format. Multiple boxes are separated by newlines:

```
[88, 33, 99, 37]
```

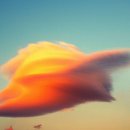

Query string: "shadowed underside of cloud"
[0, 41, 130, 117]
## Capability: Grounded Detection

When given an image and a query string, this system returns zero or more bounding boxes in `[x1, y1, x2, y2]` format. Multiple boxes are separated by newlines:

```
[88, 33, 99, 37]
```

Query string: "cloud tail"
[86, 49, 130, 71]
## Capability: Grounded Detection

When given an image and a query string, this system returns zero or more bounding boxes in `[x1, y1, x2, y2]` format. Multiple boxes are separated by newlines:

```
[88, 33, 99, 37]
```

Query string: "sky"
[0, 0, 130, 130]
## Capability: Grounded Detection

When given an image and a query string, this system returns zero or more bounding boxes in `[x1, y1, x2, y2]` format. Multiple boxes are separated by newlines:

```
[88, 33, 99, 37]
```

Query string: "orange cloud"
[0, 41, 130, 117]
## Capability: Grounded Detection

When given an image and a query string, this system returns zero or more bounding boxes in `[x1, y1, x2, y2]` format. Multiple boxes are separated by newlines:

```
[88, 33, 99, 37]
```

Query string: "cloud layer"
[0, 41, 130, 117]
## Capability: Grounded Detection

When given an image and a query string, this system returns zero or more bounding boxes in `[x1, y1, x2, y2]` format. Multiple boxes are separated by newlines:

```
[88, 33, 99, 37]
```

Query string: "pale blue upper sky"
[0, 0, 130, 62]
[0, 0, 130, 130]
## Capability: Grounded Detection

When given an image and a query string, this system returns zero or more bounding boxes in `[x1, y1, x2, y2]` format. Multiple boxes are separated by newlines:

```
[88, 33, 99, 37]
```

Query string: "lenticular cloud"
[0, 41, 130, 117]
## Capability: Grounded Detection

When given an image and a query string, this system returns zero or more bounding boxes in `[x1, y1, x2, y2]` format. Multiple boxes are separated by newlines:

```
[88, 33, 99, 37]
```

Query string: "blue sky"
[0, 0, 130, 62]
[0, 0, 130, 130]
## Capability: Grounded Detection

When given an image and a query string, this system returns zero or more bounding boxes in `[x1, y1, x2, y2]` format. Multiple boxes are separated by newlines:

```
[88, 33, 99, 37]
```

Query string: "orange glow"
[0, 41, 130, 117]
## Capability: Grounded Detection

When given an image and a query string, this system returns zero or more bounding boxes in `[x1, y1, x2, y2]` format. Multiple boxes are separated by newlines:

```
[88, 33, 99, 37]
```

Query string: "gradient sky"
[0, 0, 130, 130]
